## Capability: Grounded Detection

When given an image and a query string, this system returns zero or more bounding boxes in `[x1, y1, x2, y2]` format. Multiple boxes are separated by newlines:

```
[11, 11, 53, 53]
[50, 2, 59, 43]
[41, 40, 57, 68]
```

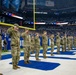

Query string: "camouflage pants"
[0, 46, 2, 59]
[11, 46, 20, 66]
[57, 43, 60, 53]
[31, 45, 35, 53]
[62, 45, 65, 52]
[24, 46, 30, 62]
[68, 44, 71, 50]
[51, 44, 54, 54]
[70, 43, 72, 49]
[64, 43, 67, 51]
[35, 45, 40, 59]
[42, 44, 48, 57]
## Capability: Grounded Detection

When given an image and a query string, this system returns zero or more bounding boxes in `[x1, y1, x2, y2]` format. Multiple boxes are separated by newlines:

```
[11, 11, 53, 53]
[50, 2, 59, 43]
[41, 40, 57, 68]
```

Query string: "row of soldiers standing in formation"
[0, 24, 76, 73]
[55, 32, 75, 54]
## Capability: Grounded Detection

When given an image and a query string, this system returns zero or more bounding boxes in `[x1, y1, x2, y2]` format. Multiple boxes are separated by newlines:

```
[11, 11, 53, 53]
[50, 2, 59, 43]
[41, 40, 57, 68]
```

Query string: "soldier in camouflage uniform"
[7, 24, 20, 70]
[70, 36, 73, 50]
[21, 29, 31, 64]
[50, 34, 54, 56]
[73, 36, 76, 48]
[67, 36, 71, 50]
[64, 33, 67, 52]
[61, 36, 65, 52]
[31, 36, 35, 53]
[42, 31, 48, 58]
[35, 33, 40, 61]
[56, 32, 61, 54]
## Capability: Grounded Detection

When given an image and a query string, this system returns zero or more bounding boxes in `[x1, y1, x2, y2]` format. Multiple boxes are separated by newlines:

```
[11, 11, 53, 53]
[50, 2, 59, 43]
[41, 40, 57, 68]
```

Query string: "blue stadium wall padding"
[20, 37, 24, 48]
[39, 36, 42, 46]
[40, 36, 51, 46]
[6, 35, 11, 50]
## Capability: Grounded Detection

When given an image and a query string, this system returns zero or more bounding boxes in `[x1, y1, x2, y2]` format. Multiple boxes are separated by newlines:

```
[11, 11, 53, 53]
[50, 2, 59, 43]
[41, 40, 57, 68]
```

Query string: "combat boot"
[24, 61, 29, 64]
[27, 61, 31, 64]
[15, 65, 20, 69]
[43, 56, 47, 59]
[13, 65, 17, 70]
[0, 73, 3, 75]
[36, 58, 41, 61]
[51, 53, 54, 56]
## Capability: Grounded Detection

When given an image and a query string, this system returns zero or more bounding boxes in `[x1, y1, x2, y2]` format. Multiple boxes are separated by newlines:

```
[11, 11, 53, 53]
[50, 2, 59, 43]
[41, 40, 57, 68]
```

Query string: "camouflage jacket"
[7, 27, 20, 46]
[56, 35, 61, 43]
[67, 37, 71, 44]
[35, 36, 40, 46]
[31, 38, 35, 45]
[64, 36, 67, 44]
[42, 34, 48, 45]
[61, 37, 64, 45]
[21, 32, 31, 46]
[51, 37, 54, 45]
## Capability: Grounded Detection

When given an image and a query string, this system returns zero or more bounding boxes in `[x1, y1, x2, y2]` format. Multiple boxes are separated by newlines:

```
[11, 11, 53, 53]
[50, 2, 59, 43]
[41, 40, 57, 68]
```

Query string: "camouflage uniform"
[73, 36, 76, 48]
[7, 25, 20, 69]
[42, 34, 48, 58]
[0, 35, 2, 59]
[35, 34, 40, 60]
[64, 35, 67, 52]
[70, 36, 73, 50]
[61, 36, 65, 52]
[21, 31, 31, 63]
[50, 34, 54, 56]
[56, 33, 61, 54]
[67, 36, 71, 50]
[31, 36, 35, 53]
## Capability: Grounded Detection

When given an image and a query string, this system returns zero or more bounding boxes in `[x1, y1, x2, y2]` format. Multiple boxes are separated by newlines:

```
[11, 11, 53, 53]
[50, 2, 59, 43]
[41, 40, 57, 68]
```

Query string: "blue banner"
[11, 0, 21, 11]
[2, 0, 9, 8]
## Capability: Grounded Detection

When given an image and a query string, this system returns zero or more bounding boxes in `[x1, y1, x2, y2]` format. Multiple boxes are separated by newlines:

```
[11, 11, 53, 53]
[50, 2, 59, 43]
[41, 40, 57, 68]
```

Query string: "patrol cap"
[14, 23, 19, 28]
[35, 33, 39, 35]
[25, 28, 29, 31]
[57, 32, 60, 35]
[51, 34, 54, 38]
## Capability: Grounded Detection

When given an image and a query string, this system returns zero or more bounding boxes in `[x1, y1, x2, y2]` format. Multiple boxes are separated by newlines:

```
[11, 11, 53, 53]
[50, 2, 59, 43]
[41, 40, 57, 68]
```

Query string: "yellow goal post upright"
[0, 0, 36, 31]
